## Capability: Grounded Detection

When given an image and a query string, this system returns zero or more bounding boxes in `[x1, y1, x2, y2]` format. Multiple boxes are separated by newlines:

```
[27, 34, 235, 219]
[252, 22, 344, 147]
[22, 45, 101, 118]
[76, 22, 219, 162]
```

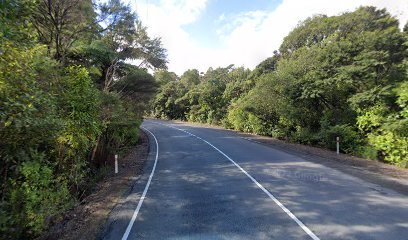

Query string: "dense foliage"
[152, 7, 408, 167]
[0, 0, 165, 238]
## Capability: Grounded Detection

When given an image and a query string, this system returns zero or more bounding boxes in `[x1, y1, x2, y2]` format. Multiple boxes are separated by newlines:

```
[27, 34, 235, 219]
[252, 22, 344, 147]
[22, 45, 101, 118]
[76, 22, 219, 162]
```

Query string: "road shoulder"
[99, 125, 159, 240]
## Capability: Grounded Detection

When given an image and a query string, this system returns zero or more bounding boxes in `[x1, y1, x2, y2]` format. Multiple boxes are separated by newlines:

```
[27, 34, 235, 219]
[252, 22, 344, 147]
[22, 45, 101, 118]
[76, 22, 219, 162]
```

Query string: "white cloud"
[132, 0, 408, 75]
[217, 13, 226, 23]
[129, 0, 211, 74]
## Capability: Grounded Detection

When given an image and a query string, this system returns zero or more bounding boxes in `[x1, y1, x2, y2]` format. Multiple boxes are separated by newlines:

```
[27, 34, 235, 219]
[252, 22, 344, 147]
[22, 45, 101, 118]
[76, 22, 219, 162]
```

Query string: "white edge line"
[121, 126, 159, 240]
[158, 122, 320, 240]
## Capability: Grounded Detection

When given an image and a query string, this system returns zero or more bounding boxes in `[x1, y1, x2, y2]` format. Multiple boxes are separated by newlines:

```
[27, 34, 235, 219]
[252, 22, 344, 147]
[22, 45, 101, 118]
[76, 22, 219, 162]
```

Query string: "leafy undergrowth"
[42, 131, 149, 240]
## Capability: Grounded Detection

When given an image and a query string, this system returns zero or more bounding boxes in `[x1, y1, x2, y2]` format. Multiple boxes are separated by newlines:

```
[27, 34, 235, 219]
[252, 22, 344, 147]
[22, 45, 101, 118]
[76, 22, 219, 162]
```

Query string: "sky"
[125, 0, 408, 75]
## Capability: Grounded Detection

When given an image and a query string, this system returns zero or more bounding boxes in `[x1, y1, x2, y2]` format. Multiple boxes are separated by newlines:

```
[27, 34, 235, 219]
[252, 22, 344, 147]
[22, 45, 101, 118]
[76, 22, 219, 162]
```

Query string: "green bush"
[291, 127, 320, 145]
[107, 121, 141, 150]
[354, 145, 382, 160]
[273, 116, 297, 140]
[3, 152, 73, 239]
[318, 124, 362, 154]
[187, 105, 208, 123]
[368, 131, 408, 167]
[0, 50, 102, 238]
[227, 106, 249, 132]
[247, 113, 263, 134]
[54, 66, 102, 193]
[220, 117, 233, 129]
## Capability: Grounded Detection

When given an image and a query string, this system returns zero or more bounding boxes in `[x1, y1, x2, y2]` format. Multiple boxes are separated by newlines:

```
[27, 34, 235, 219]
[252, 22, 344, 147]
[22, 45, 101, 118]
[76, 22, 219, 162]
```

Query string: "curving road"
[102, 119, 408, 240]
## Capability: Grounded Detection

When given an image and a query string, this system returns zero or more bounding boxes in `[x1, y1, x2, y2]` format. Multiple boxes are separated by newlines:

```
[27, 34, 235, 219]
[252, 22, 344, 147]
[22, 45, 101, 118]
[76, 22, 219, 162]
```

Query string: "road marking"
[122, 127, 159, 240]
[159, 122, 320, 240]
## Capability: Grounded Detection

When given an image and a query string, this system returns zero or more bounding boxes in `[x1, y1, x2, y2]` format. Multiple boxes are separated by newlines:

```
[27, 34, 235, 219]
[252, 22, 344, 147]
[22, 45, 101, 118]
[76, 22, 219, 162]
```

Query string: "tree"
[180, 69, 200, 87]
[223, 67, 251, 103]
[246, 7, 405, 142]
[154, 70, 178, 85]
[1, 0, 164, 237]
[31, 0, 97, 62]
[152, 81, 187, 119]
[114, 65, 158, 114]
[97, 0, 167, 91]
[149, 6, 408, 167]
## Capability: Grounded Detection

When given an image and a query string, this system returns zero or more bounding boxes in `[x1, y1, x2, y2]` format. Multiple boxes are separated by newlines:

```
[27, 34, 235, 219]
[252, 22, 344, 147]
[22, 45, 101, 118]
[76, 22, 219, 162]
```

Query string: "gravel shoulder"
[169, 120, 408, 196]
[43, 130, 149, 240]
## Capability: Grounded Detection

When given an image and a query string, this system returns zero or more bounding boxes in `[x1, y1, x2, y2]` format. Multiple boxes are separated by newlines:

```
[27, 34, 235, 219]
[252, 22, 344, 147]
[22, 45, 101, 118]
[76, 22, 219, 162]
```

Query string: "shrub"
[367, 131, 408, 167]
[2, 152, 73, 239]
[292, 127, 320, 145]
[227, 106, 248, 131]
[318, 124, 362, 153]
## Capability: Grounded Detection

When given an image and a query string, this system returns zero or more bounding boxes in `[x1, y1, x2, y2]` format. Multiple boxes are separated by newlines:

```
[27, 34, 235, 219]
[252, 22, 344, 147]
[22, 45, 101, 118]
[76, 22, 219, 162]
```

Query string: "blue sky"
[130, 0, 408, 75]
[182, 0, 282, 48]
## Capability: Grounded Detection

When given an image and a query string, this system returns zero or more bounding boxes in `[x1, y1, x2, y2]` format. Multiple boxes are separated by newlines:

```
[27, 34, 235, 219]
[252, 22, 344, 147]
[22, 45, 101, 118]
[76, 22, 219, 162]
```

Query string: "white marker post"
[115, 154, 118, 174]
[336, 137, 340, 155]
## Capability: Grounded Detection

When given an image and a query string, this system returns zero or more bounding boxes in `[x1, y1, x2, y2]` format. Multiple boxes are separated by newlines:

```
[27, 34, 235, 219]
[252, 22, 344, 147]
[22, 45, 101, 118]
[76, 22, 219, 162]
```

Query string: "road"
[102, 119, 408, 240]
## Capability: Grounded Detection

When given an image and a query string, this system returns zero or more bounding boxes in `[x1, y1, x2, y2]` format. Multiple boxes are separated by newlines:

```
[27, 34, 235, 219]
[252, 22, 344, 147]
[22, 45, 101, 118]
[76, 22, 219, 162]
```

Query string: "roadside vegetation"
[0, 0, 166, 238]
[152, 7, 408, 168]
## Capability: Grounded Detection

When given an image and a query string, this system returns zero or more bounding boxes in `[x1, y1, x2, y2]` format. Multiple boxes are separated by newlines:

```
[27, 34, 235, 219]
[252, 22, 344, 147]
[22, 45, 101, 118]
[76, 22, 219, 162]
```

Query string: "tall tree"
[180, 69, 200, 87]
[31, 0, 96, 62]
[97, 0, 167, 91]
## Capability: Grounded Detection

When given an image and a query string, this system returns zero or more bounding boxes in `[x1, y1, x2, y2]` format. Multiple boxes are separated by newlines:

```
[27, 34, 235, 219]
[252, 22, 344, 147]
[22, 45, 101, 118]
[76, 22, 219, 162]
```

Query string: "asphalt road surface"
[102, 119, 408, 240]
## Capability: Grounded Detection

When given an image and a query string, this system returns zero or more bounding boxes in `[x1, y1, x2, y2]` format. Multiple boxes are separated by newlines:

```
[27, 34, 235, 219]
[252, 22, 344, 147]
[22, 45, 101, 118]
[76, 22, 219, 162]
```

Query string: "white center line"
[122, 126, 159, 240]
[160, 122, 320, 240]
